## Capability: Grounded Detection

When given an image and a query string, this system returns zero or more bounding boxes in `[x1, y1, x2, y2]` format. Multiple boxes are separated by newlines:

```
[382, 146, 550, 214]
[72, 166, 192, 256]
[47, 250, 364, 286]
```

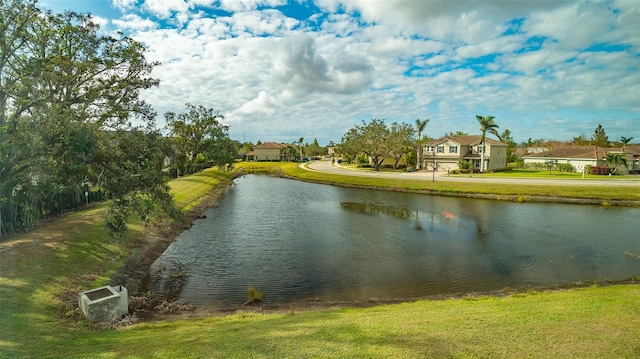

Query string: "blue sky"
[41, 0, 639, 145]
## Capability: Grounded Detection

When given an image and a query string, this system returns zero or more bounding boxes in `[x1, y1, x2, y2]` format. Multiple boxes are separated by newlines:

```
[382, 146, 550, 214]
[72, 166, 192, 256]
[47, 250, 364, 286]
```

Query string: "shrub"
[245, 286, 263, 305]
[556, 163, 575, 172]
[457, 159, 471, 170]
[355, 154, 369, 167]
[589, 166, 611, 175]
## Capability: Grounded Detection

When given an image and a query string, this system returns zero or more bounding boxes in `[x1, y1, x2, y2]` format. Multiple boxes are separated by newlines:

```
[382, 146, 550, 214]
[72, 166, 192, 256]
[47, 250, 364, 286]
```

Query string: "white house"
[522, 145, 640, 174]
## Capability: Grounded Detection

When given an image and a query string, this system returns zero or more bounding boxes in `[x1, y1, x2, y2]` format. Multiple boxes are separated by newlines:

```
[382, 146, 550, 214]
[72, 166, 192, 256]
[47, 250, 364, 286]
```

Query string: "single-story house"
[421, 135, 508, 171]
[522, 145, 640, 174]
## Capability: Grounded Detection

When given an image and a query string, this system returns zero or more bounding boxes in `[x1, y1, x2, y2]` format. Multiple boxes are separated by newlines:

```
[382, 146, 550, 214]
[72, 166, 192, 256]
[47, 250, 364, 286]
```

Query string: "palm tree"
[298, 137, 304, 160]
[415, 118, 429, 170]
[604, 153, 628, 174]
[476, 115, 500, 172]
[619, 136, 633, 151]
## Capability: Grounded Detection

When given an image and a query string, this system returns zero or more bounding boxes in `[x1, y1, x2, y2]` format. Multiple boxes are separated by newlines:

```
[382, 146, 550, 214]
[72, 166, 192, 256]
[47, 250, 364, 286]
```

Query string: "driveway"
[304, 160, 640, 187]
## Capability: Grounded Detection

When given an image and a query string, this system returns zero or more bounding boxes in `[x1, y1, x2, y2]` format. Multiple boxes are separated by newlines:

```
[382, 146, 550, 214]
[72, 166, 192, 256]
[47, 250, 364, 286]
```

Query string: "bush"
[556, 163, 575, 172]
[355, 154, 369, 167]
[457, 159, 471, 170]
[589, 166, 611, 175]
[245, 286, 263, 305]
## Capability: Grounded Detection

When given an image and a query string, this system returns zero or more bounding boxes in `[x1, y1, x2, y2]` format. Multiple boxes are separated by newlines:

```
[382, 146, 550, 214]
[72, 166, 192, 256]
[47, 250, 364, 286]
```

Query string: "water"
[151, 175, 640, 308]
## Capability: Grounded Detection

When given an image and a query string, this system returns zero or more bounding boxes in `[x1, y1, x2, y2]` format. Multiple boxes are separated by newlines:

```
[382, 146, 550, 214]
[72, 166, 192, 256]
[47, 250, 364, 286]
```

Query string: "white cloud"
[97, 0, 640, 144]
[112, 14, 158, 31]
[112, 0, 138, 11]
[217, 0, 286, 12]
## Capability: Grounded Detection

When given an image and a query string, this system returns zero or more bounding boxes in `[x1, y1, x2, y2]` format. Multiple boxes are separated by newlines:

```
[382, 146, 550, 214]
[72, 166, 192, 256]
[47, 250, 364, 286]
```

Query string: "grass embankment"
[274, 162, 640, 204]
[1, 164, 639, 358]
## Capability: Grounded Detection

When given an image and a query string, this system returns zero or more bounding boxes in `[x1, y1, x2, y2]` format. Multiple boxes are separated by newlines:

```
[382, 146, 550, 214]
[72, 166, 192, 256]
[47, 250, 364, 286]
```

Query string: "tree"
[604, 153, 627, 174]
[282, 143, 297, 162]
[298, 137, 304, 159]
[591, 124, 609, 147]
[500, 129, 517, 163]
[1, 1, 167, 237]
[306, 138, 324, 157]
[165, 103, 227, 175]
[445, 131, 469, 137]
[476, 115, 500, 172]
[572, 134, 590, 146]
[619, 136, 633, 149]
[415, 119, 429, 170]
[341, 119, 390, 171]
[388, 122, 415, 169]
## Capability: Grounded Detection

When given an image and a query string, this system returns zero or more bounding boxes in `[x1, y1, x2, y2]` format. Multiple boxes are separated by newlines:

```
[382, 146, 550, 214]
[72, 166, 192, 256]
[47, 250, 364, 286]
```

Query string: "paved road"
[304, 160, 640, 187]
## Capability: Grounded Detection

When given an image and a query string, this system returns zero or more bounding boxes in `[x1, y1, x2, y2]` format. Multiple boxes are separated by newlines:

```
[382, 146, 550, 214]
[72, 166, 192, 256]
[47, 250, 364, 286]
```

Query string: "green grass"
[168, 167, 232, 211]
[1, 164, 639, 358]
[274, 162, 640, 203]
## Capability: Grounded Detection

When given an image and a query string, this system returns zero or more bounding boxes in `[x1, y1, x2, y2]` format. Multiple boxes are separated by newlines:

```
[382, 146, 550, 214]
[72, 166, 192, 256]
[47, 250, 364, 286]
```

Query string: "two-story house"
[253, 142, 290, 161]
[422, 135, 507, 171]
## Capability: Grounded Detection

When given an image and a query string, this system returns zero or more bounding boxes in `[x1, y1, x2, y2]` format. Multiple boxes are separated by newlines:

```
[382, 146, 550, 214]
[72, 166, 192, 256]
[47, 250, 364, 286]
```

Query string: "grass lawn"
[1, 164, 639, 358]
[270, 162, 640, 203]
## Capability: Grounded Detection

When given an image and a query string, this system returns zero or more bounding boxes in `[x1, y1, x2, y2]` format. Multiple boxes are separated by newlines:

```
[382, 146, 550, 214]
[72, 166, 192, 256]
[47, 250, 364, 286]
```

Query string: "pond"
[150, 175, 640, 309]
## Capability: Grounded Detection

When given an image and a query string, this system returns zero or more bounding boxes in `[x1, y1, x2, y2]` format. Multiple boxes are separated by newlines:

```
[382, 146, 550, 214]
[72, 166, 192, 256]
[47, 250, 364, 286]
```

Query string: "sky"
[40, 0, 640, 145]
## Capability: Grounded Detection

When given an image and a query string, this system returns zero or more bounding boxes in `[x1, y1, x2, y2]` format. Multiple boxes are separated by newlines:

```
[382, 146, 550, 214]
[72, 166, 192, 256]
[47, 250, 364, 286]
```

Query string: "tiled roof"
[254, 142, 286, 149]
[425, 135, 505, 146]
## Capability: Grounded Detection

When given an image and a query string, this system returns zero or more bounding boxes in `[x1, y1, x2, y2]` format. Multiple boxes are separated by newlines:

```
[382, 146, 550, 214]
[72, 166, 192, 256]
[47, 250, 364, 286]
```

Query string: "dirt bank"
[111, 176, 236, 298]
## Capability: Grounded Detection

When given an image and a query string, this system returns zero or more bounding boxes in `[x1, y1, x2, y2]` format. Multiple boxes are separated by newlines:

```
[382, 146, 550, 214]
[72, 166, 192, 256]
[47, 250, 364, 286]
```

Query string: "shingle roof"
[523, 146, 625, 160]
[254, 142, 286, 149]
[425, 135, 506, 146]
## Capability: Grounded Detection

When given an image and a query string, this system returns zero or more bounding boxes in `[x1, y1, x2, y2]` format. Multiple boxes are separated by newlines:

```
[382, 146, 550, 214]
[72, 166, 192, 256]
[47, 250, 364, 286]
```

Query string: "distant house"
[522, 145, 640, 174]
[253, 142, 290, 161]
[421, 135, 508, 171]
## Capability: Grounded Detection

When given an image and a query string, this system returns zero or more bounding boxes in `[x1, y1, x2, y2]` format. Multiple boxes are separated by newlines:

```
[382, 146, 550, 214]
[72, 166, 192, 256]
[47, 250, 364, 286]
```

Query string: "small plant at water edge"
[245, 286, 263, 305]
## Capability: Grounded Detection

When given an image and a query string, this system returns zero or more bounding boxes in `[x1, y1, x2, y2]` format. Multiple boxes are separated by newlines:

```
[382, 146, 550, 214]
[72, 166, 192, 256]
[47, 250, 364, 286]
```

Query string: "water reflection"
[150, 175, 640, 309]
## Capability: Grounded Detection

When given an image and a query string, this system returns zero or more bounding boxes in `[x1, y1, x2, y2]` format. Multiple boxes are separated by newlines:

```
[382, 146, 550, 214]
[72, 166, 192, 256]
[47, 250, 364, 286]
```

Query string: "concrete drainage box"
[78, 285, 128, 322]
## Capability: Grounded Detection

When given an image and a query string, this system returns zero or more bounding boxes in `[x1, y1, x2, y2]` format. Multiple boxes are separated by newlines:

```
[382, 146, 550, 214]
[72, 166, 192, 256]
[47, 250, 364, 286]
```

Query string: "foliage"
[340, 119, 391, 171]
[589, 166, 612, 175]
[165, 103, 232, 175]
[603, 153, 627, 173]
[572, 134, 590, 146]
[245, 286, 263, 305]
[476, 115, 500, 172]
[0, 1, 171, 238]
[457, 159, 471, 170]
[591, 124, 610, 147]
[387, 122, 415, 169]
[500, 129, 518, 162]
[304, 138, 325, 157]
[444, 130, 469, 137]
[415, 119, 429, 170]
[618, 136, 633, 147]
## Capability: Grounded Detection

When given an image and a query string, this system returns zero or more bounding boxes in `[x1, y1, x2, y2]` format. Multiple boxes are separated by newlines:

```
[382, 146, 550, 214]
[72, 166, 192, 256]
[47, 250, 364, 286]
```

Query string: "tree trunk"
[480, 143, 486, 172]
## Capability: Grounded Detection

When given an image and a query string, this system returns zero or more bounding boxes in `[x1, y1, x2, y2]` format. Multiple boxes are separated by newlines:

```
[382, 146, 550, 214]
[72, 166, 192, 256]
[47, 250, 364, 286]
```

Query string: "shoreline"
[279, 172, 640, 207]
[125, 167, 639, 319]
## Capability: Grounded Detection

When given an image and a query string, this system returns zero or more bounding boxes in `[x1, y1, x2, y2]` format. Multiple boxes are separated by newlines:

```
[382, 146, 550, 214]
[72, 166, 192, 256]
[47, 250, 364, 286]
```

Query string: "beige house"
[422, 135, 508, 172]
[523, 145, 640, 174]
[253, 142, 290, 161]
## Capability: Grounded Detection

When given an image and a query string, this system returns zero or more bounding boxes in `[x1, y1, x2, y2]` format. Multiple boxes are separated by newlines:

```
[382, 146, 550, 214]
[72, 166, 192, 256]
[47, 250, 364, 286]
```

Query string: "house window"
[449, 146, 457, 154]
[425, 146, 435, 153]
[437, 146, 445, 153]
[476, 146, 483, 154]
